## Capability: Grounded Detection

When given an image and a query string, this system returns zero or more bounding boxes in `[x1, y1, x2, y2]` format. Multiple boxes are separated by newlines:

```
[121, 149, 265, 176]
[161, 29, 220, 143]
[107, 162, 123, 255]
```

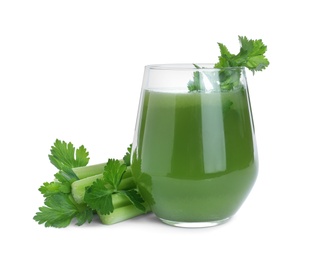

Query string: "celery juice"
[131, 87, 258, 224]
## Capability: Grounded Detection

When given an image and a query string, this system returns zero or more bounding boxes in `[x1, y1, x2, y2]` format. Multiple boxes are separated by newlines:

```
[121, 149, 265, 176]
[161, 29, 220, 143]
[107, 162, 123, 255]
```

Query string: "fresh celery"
[34, 140, 148, 228]
[99, 202, 151, 225]
[73, 163, 106, 179]
[72, 160, 126, 179]
[71, 167, 136, 204]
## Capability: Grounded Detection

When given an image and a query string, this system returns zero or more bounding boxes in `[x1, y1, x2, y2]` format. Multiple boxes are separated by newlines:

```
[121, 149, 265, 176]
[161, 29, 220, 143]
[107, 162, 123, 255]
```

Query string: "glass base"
[159, 217, 231, 228]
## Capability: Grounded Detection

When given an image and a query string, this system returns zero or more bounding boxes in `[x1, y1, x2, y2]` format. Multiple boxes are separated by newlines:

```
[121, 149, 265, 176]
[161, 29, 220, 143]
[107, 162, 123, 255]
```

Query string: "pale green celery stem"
[72, 160, 126, 179]
[71, 174, 101, 204]
[71, 169, 135, 204]
[98, 202, 151, 225]
[73, 163, 106, 179]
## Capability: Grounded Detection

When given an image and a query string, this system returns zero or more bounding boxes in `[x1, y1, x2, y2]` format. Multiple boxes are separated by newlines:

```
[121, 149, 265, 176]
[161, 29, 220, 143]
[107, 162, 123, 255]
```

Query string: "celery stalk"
[72, 160, 125, 179]
[71, 160, 149, 225]
[71, 174, 102, 204]
[98, 200, 151, 225]
[72, 163, 106, 179]
[71, 167, 136, 204]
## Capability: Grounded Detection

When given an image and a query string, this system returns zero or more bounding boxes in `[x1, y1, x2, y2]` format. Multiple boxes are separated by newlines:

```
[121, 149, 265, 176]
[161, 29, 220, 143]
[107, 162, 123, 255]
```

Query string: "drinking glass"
[131, 64, 258, 227]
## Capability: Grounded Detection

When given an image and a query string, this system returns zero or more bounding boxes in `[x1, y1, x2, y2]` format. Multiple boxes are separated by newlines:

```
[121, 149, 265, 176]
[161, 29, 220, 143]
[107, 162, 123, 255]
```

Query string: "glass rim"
[145, 63, 245, 71]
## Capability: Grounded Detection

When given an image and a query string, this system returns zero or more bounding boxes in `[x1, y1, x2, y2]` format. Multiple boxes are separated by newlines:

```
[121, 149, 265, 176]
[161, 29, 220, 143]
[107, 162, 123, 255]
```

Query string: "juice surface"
[132, 88, 258, 222]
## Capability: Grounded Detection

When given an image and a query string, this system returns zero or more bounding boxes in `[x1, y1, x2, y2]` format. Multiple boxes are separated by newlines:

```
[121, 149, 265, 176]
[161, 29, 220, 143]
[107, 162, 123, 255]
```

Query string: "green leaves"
[214, 36, 270, 90]
[122, 144, 132, 166]
[237, 36, 269, 72]
[216, 42, 234, 68]
[35, 140, 147, 227]
[188, 36, 269, 92]
[84, 159, 146, 215]
[47, 139, 90, 186]
[38, 140, 91, 199]
[215, 36, 269, 72]
[122, 190, 145, 212]
[187, 71, 205, 92]
[33, 193, 93, 228]
[84, 179, 114, 215]
[39, 181, 71, 197]
[49, 139, 89, 172]
[104, 159, 127, 189]
[34, 140, 93, 227]
[217, 67, 242, 91]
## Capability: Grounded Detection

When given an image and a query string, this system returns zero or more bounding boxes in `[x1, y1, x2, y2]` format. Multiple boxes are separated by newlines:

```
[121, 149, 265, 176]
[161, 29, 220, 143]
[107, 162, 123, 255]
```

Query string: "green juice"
[131, 87, 258, 223]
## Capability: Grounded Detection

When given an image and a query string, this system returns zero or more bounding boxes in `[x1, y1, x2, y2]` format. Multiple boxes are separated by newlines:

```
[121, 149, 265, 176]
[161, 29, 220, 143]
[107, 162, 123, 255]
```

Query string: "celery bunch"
[33, 140, 149, 228]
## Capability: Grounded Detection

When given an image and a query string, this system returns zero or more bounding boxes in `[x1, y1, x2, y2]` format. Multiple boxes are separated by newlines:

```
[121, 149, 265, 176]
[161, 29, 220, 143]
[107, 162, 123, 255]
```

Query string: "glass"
[131, 64, 258, 227]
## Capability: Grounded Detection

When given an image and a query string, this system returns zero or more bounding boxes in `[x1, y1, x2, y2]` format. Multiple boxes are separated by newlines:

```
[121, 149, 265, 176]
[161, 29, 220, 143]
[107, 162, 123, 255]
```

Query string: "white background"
[1, 0, 309, 259]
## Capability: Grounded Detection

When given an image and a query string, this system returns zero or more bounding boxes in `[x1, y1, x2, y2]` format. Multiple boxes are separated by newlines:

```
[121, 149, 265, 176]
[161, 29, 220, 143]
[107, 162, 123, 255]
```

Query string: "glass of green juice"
[131, 64, 258, 227]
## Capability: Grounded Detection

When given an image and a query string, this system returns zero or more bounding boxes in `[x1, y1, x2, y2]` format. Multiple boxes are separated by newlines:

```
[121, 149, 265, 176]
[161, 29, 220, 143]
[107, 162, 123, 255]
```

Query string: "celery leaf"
[84, 179, 114, 215]
[103, 159, 127, 189]
[122, 189, 146, 212]
[214, 36, 269, 73]
[49, 139, 89, 172]
[187, 71, 205, 92]
[188, 36, 269, 91]
[39, 181, 71, 197]
[33, 193, 93, 228]
[122, 144, 132, 166]
[234, 36, 270, 72]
